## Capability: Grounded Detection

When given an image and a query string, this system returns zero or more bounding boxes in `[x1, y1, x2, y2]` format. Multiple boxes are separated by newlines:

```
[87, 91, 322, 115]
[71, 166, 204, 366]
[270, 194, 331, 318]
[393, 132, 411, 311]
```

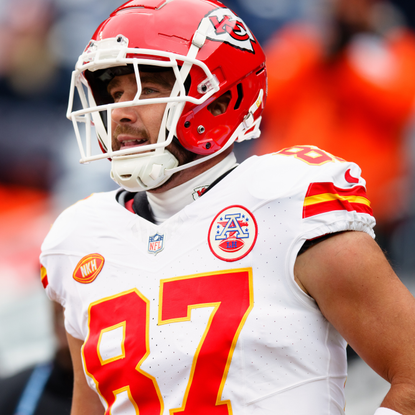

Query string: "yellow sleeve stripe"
[304, 193, 371, 207]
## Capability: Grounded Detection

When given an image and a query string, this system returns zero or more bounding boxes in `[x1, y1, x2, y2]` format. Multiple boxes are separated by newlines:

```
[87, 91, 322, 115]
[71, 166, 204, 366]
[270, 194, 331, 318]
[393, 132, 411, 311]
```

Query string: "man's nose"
[111, 104, 139, 124]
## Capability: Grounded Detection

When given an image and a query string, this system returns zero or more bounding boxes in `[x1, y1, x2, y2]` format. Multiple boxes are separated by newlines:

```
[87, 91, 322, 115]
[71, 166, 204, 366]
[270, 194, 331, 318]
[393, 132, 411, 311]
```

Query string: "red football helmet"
[67, 0, 267, 191]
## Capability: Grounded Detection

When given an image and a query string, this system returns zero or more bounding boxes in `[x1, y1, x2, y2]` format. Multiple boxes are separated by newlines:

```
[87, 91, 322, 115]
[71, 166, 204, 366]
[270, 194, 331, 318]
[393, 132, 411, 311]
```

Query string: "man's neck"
[146, 152, 238, 224]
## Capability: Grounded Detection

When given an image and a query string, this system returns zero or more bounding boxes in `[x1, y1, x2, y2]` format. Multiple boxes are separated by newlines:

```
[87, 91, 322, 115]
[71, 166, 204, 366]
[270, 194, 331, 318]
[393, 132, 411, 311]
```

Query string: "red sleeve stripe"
[40, 265, 49, 289]
[306, 182, 368, 198]
[303, 182, 373, 218]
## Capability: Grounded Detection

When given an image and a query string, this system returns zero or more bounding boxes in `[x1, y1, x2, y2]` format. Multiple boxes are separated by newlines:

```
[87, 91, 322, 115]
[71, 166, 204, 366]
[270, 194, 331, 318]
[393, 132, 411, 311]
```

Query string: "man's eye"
[141, 88, 158, 96]
[111, 91, 123, 102]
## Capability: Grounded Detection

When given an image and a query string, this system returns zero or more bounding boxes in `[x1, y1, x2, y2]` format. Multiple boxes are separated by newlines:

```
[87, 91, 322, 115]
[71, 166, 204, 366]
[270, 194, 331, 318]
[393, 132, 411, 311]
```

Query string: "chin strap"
[110, 150, 179, 192]
[165, 14, 213, 134]
[239, 89, 264, 141]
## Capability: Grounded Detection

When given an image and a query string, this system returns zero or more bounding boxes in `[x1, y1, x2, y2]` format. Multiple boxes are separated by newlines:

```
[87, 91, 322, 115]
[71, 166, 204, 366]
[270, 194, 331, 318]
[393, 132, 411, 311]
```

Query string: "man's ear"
[207, 91, 231, 116]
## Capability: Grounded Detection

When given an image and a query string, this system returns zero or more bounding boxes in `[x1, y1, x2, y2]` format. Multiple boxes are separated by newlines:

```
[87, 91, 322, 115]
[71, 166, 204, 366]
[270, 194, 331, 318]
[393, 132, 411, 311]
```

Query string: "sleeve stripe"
[40, 265, 49, 289]
[303, 182, 373, 218]
[305, 182, 368, 198]
[304, 193, 371, 207]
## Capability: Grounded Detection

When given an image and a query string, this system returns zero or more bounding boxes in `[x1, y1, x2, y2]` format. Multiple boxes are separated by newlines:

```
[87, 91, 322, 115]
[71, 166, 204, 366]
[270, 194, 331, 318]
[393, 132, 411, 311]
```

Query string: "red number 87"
[82, 268, 254, 415]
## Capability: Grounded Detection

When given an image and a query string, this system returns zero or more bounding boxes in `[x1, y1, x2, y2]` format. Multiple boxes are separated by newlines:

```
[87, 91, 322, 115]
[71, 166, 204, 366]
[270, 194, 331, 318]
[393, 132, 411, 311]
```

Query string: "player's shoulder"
[255, 144, 351, 168]
[241, 145, 365, 185]
[242, 145, 374, 236]
[57, 190, 119, 222]
[234, 146, 372, 220]
[41, 190, 120, 253]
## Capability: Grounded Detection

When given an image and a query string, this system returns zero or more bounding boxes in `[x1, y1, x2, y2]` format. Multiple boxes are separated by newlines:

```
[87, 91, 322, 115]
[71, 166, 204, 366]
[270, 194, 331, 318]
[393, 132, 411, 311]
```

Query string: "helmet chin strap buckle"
[192, 30, 207, 48]
[242, 88, 264, 130]
[242, 112, 254, 130]
[149, 164, 165, 181]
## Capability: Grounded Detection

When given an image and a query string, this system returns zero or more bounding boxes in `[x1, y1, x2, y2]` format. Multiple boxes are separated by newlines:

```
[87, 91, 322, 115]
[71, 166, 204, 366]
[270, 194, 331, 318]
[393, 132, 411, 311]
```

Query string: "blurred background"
[1, 0, 415, 413]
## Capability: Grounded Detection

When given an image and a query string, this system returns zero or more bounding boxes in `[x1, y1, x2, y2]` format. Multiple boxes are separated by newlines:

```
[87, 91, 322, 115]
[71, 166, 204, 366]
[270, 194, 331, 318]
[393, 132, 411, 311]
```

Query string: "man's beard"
[148, 136, 198, 192]
[167, 137, 198, 166]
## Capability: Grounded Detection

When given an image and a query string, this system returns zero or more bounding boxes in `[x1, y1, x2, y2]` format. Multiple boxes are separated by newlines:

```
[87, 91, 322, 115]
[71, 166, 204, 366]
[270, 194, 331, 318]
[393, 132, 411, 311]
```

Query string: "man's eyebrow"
[140, 73, 174, 89]
[107, 73, 174, 95]
[107, 77, 121, 93]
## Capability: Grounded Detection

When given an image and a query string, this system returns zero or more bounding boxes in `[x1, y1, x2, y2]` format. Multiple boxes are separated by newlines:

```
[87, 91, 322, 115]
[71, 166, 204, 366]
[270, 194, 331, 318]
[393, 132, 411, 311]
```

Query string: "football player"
[40, 1, 415, 414]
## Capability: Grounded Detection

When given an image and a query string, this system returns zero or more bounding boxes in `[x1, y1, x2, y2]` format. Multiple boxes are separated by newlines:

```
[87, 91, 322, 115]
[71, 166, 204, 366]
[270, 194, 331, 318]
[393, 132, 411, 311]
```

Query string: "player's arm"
[294, 231, 415, 413]
[66, 332, 105, 415]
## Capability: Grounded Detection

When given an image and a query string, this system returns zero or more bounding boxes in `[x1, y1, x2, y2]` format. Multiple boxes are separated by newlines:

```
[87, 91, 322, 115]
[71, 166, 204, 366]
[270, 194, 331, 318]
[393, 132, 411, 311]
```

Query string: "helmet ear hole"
[207, 91, 232, 117]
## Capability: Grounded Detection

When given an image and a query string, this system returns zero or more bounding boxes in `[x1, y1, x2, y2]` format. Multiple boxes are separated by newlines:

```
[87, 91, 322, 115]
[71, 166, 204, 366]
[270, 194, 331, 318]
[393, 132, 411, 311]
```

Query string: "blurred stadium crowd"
[1, 0, 415, 413]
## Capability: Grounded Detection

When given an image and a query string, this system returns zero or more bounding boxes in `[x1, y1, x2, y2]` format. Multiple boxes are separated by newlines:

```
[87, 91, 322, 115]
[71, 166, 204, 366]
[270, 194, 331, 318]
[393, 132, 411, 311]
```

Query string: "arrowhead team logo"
[208, 205, 258, 262]
[148, 233, 165, 255]
[73, 254, 105, 284]
[204, 8, 256, 53]
[192, 186, 208, 200]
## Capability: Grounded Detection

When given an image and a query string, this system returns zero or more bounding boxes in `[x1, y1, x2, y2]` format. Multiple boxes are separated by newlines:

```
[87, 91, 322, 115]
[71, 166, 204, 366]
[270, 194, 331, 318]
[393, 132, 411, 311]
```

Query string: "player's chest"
[75, 194, 299, 305]
[73, 198, 316, 414]
[75, 200, 299, 367]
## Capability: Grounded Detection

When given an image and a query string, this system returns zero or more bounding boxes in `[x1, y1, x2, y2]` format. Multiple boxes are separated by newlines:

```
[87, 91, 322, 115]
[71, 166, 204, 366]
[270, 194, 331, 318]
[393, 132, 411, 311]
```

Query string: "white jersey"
[40, 146, 375, 415]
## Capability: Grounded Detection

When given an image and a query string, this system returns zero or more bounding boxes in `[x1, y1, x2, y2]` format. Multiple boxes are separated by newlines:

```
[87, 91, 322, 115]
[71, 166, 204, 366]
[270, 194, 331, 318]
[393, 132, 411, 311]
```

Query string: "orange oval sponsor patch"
[73, 253, 105, 284]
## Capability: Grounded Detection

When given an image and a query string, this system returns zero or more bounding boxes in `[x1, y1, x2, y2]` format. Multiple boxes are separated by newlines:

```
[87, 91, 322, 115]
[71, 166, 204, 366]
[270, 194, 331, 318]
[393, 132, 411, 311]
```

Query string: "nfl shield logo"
[148, 233, 165, 255]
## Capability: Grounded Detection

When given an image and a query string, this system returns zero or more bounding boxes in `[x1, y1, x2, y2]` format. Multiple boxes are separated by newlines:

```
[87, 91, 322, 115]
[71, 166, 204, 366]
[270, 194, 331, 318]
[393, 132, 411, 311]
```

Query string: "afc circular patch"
[208, 205, 258, 262]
